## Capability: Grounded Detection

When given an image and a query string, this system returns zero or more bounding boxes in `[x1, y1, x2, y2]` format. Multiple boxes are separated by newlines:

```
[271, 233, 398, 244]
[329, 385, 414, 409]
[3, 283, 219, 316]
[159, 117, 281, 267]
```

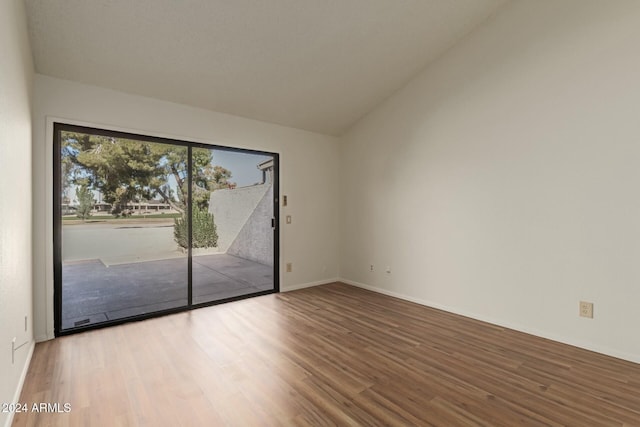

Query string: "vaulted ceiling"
[25, 0, 506, 135]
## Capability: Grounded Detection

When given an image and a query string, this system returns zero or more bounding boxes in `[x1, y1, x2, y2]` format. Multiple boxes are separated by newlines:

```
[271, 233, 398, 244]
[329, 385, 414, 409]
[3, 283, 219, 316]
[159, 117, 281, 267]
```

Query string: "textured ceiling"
[25, 0, 506, 135]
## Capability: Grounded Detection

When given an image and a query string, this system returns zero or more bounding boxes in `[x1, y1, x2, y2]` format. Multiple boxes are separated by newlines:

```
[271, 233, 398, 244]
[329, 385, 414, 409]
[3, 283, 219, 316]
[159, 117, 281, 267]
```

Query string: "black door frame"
[53, 122, 280, 336]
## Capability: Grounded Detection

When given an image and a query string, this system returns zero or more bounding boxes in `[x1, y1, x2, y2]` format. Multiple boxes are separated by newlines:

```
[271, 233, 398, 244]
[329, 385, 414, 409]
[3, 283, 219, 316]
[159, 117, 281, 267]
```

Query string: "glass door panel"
[58, 128, 189, 331]
[191, 148, 276, 304]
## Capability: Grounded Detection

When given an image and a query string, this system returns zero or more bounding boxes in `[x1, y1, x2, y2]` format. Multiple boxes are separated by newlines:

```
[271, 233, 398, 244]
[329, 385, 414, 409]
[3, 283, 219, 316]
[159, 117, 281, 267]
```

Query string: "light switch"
[286, 215, 292, 224]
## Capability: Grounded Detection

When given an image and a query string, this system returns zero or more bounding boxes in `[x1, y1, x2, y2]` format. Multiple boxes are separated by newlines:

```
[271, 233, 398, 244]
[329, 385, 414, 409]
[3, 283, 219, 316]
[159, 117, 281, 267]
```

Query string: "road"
[62, 220, 183, 264]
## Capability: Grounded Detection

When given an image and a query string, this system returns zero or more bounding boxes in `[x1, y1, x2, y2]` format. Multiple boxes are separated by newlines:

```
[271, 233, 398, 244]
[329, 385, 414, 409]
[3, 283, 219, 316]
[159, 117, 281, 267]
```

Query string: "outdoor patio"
[61, 253, 273, 330]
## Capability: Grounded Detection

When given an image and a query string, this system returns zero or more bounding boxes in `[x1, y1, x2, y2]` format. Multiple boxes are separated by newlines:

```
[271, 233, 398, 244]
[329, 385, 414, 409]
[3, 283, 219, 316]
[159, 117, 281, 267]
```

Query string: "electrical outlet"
[579, 301, 594, 318]
[286, 263, 292, 273]
[286, 215, 292, 224]
[283, 195, 288, 207]
[370, 264, 374, 272]
[385, 266, 391, 274]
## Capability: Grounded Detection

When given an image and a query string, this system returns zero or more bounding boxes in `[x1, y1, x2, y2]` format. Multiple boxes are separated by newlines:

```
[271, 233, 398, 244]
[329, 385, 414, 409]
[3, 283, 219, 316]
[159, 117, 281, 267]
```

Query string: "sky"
[212, 149, 272, 187]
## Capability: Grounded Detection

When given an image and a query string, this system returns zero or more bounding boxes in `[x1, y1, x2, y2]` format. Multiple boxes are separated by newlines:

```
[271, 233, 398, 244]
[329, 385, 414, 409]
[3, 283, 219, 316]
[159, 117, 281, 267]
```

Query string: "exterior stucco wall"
[227, 185, 274, 266]
[209, 184, 269, 252]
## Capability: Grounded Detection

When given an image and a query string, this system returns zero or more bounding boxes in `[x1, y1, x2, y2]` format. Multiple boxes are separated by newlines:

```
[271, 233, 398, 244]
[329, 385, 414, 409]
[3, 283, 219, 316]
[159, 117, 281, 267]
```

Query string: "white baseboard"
[4, 340, 35, 427]
[339, 278, 640, 365]
[282, 278, 339, 292]
[35, 334, 51, 343]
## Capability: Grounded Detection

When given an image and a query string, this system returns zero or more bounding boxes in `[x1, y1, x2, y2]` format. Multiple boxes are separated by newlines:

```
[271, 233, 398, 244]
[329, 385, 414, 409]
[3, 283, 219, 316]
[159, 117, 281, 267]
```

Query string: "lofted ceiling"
[25, 0, 506, 136]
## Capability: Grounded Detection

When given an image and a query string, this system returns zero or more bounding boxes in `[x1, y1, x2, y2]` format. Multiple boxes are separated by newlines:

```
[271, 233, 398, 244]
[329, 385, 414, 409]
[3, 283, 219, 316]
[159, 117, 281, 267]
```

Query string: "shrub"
[174, 207, 218, 249]
[75, 184, 94, 220]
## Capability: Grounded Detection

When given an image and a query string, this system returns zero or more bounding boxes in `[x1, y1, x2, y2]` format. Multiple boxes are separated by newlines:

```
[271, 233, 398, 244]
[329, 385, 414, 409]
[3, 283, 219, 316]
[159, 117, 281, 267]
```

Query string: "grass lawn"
[63, 213, 181, 221]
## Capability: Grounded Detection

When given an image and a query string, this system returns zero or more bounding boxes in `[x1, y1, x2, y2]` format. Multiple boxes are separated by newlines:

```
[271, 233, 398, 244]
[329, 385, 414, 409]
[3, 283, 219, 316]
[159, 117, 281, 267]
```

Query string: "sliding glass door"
[54, 123, 278, 335]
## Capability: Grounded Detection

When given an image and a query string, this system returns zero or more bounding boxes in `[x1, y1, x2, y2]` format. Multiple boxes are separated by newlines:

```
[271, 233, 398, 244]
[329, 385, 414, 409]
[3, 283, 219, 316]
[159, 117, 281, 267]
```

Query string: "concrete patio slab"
[61, 253, 274, 330]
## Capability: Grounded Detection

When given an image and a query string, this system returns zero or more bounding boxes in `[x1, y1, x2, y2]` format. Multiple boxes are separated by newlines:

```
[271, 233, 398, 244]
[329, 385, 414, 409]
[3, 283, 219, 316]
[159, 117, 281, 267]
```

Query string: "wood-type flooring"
[13, 283, 640, 426]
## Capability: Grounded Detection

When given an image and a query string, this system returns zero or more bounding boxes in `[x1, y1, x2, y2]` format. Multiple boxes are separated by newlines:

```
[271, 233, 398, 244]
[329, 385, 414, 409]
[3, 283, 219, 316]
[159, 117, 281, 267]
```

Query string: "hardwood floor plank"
[13, 283, 640, 426]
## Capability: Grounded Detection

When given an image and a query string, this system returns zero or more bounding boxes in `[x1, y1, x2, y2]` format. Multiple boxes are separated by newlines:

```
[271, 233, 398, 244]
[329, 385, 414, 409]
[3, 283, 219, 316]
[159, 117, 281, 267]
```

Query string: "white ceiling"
[25, 0, 506, 136]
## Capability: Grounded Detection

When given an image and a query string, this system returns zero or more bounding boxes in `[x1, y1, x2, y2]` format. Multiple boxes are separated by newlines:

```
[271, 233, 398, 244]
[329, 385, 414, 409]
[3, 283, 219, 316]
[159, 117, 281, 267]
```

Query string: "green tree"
[162, 146, 233, 211]
[62, 132, 170, 215]
[75, 184, 94, 221]
[192, 157, 233, 210]
[61, 132, 234, 215]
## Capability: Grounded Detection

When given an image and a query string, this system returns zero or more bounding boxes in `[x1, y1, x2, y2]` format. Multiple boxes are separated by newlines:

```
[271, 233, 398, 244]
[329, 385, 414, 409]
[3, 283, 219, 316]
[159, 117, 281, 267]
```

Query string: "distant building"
[63, 200, 178, 216]
[257, 159, 274, 185]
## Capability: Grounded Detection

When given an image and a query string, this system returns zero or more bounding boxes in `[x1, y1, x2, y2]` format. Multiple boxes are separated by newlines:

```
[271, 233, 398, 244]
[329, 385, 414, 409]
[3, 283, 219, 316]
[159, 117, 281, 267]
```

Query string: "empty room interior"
[2, 0, 640, 425]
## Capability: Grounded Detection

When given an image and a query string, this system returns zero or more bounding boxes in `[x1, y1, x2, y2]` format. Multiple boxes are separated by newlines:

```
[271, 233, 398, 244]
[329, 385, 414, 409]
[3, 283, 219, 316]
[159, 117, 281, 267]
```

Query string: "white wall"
[33, 75, 340, 341]
[340, 0, 640, 363]
[0, 1, 35, 426]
